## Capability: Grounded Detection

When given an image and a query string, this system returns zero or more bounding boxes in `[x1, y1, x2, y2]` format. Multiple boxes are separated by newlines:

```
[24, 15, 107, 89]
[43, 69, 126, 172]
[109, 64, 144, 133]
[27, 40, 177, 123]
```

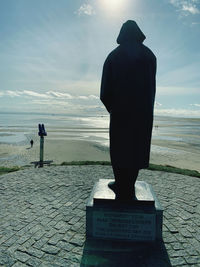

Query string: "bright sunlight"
[100, 0, 129, 14]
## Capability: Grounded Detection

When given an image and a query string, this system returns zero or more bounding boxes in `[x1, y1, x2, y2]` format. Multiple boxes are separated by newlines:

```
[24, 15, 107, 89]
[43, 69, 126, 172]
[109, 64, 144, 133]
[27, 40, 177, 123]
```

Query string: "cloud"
[0, 90, 53, 99]
[182, 4, 200, 14]
[169, 0, 200, 15]
[155, 108, 200, 117]
[88, 95, 99, 100]
[0, 90, 99, 101]
[78, 95, 88, 100]
[0, 90, 103, 115]
[6, 91, 21, 97]
[190, 103, 200, 107]
[1, 90, 200, 117]
[191, 22, 200, 25]
[77, 95, 98, 100]
[32, 99, 69, 107]
[47, 91, 73, 99]
[23, 90, 51, 99]
[157, 86, 199, 96]
[76, 4, 95, 16]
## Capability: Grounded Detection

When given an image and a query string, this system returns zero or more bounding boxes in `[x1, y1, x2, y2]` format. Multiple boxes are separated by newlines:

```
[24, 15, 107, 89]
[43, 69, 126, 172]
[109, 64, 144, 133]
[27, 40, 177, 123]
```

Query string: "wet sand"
[0, 139, 110, 167]
[151, 141, 200, 172]
[0, 136, 200, 172]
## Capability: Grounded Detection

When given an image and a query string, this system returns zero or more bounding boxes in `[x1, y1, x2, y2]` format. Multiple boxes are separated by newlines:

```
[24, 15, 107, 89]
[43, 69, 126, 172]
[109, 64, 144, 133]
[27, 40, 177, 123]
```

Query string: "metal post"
[39, 136, 44, 167]
[37, 124, 47, 168]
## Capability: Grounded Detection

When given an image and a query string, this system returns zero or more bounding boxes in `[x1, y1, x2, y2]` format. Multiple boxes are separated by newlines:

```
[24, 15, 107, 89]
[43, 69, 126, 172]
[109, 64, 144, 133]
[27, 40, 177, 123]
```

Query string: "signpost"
[31, 124, 53, 168]
[38, 124, 47, 167]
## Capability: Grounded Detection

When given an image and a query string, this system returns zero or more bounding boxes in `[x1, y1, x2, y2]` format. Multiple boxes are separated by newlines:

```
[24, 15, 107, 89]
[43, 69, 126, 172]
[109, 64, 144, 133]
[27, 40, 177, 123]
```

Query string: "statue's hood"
[117, 20, 146, 44]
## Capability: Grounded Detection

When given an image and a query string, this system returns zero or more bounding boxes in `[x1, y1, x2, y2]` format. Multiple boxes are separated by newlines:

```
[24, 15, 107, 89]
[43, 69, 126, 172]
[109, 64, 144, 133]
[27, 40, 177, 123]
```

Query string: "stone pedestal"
[86, 179, 163, 242]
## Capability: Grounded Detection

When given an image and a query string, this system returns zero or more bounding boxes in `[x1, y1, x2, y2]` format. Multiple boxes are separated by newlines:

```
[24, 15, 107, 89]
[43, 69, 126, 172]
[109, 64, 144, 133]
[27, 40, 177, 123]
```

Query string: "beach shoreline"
[0, 137, 200, 173]
[0, 114, 200, 172]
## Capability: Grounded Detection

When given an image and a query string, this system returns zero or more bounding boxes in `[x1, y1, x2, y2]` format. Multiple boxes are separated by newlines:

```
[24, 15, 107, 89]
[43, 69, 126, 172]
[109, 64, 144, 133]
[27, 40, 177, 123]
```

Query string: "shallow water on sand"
[0, 112, 200, 169]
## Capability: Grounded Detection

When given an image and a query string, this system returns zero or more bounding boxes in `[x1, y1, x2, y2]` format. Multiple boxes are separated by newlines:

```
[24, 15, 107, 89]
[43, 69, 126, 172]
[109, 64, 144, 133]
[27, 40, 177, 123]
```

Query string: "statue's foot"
[116, 195, 137, 201]
[108, 181, 118, 194]
[108, 181, 137, 201]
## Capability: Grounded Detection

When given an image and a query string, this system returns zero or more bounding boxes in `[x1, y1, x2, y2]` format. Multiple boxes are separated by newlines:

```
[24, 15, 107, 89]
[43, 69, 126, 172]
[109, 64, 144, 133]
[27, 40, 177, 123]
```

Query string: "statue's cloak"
[100, 20, 156, 169]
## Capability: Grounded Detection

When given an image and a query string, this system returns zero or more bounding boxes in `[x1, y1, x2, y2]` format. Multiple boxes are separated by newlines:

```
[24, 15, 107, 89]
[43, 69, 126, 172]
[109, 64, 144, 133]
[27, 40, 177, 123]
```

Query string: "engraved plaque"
[93, 211, 156, 241]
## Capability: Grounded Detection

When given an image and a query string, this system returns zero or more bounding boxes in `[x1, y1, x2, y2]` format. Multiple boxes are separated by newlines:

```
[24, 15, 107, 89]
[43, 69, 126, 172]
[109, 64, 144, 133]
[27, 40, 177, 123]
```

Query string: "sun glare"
[100, 0, 128, 13]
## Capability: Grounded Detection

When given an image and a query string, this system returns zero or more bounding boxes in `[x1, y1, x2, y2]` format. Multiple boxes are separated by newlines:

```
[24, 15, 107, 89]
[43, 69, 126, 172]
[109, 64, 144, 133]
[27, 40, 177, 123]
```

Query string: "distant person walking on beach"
[100, 20, 156, 200]
[30, 139, 34, 148]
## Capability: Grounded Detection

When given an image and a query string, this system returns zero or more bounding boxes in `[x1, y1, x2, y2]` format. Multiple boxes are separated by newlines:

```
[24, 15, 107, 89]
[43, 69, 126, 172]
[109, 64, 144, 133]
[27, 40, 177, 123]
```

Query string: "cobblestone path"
[0, 166, 200, 266]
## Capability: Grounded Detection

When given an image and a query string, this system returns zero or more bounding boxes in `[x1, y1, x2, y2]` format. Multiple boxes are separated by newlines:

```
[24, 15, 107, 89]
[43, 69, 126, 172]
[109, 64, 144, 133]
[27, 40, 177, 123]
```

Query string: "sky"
[0, 0, 200, 117]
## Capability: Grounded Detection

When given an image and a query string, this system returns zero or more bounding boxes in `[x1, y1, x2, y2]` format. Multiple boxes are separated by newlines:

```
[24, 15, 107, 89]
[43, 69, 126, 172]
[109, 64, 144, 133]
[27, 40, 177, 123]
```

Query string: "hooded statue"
[117, 20, 146, 44]
[100, 20, 156, 200]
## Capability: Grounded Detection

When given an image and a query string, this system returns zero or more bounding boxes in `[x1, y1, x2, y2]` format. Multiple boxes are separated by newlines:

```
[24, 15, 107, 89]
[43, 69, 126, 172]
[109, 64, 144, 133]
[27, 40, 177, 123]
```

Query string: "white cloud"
[169, 0, 200, 15]
[23, 90, 52, 99]
[88, 95, 99, 100]
[6, 91, 21, 97]
[32, 99, 69, 106]
[78, 95, 88, 100]
[0, 90, 103, 115]
[182, 4, 200, 13]
[170, 0, 179, 5]
[47, 91, 73, 99]
[76, 4, 95, 16]
[191, 21, 200, 25]
[190, 103, 200, 107]
[155, 108, 200, 117]
[77, 95, 98, 100]
[157, 86, 199, 96]
[0, 90, 99, 102]
[1, 90, 200, 117]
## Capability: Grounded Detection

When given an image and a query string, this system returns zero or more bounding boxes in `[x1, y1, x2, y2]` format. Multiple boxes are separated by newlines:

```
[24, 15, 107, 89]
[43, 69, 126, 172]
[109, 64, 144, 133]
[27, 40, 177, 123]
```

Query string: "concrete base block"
[86, 179, 163, 242]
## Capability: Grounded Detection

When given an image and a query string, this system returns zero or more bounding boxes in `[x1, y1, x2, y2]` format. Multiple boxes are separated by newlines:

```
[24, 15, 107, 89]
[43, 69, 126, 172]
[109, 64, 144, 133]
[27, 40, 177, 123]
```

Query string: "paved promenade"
[0, 166, 200, 266]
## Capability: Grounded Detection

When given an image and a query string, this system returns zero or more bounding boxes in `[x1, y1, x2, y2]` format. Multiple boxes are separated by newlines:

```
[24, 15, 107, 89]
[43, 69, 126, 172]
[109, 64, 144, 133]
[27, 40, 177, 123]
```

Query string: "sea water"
[152, 116, 200, 154]
[0, 112, 200, 155]
[0, 112, 109, 146]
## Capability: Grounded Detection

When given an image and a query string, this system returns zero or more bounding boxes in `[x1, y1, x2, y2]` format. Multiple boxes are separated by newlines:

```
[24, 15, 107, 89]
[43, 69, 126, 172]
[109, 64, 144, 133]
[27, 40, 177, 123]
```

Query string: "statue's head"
[117, 20, 146, 44]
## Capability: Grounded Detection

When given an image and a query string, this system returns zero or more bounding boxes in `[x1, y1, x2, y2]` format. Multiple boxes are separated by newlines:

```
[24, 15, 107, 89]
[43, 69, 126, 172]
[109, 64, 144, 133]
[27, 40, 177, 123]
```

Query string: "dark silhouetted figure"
[30, 139, 34, 148]
[100, 20, 156, 200]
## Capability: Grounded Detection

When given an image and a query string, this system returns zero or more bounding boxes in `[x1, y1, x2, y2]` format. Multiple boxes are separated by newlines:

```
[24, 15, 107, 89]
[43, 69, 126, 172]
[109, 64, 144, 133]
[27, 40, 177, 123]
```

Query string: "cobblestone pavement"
[0, 166, 200, 267]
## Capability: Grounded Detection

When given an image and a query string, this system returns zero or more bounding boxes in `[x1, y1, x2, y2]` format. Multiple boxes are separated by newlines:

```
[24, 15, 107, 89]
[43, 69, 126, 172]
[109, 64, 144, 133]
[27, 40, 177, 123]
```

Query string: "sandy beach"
[0, 139, 110, 167]
[1, 136, 200, 172]
[0, 114, 200, 172]
[150, 141, 200, 172]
